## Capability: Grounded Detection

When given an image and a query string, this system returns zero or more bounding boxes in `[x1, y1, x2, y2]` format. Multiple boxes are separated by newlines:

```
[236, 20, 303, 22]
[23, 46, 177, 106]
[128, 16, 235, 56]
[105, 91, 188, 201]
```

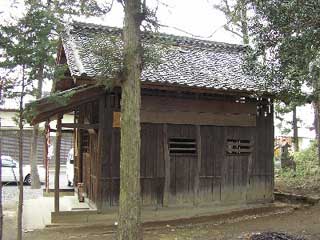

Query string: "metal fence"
[0, 129, 73, 166]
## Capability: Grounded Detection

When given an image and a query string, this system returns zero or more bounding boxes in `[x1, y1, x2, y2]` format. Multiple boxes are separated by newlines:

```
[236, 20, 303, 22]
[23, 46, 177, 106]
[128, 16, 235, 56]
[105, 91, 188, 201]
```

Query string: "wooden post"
[194, 125, 201, 206]
[246, 137, 254, 201]
[54, 115, 62, 213]
[163, 124, 170, 206]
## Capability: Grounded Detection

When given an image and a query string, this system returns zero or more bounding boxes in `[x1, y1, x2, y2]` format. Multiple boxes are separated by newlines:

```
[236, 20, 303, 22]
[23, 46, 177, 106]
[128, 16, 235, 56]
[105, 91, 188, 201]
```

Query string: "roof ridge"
[69, 21, 245, 51]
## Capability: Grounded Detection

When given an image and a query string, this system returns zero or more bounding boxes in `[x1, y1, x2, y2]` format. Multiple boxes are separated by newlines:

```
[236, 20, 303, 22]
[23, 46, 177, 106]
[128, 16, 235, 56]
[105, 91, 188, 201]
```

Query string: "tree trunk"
[312, 76, 320, 165]
[0, 82, 3, 240]
[30, 125, 41, 188]
[44, 121, 50, 193]
[118, 0, 143, 239]
[54, 116, 62, 213]
[17, 66, 26, 240]
[313, 100, 320, 165]
[239, 0, 249, 45]
[30, 65, 44, 189]
[292, 106, 299, 152]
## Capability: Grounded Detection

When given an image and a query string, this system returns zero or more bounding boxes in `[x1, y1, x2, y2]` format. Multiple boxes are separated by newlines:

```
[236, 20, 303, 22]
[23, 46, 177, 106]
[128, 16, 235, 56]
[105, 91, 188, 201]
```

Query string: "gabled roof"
[60, 21, 271, 94]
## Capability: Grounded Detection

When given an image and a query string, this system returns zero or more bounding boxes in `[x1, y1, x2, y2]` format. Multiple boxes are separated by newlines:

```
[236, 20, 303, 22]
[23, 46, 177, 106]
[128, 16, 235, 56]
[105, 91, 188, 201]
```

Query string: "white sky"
[79, 0, 241, 44]
[0, 0, 241, 43]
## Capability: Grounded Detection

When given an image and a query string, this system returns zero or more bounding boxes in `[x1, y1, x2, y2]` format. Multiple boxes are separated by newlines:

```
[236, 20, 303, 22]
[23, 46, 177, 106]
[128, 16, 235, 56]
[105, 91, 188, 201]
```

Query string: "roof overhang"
[141, 81, 275, 98]
[27, 85, 105, 125]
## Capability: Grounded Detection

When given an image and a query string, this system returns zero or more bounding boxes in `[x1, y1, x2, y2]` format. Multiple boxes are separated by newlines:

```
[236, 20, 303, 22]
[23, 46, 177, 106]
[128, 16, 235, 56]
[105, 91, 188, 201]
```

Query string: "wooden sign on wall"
[113, 112, 121, 128]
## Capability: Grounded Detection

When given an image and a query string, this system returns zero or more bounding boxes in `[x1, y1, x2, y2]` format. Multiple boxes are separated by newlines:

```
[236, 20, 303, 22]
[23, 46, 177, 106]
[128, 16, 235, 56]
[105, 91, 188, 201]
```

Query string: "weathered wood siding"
[75, 100, 100, 206]
[75, 92, 274, 210]
[141, 95, 256, 127]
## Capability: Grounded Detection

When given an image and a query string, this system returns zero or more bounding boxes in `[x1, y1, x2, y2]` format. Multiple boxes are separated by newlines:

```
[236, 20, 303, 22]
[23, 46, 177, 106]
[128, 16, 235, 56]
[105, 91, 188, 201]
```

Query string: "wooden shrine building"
[29, 22, 274, 212]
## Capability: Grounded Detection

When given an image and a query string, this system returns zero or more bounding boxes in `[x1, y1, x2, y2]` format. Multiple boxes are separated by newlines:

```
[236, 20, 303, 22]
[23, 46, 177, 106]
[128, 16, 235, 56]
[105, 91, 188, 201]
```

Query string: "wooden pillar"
[194, 125, 201, 206]
[163, 124, 170, 206]
[54, 115, 62, 213]
[246, 137, 254, 201]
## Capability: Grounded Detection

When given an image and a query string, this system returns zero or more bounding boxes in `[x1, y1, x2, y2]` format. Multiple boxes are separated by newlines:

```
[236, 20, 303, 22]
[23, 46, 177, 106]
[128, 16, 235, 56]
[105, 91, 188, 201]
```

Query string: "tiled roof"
[61, 21, 271, 94]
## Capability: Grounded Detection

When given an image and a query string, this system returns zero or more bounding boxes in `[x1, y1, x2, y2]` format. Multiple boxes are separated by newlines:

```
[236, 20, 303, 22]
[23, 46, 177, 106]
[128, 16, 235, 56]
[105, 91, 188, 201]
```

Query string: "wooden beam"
[141, 110, 256, 127]
[61, 123, 99, 129]
[163, 124, 170, 207]
[54, 115, 62, 213]
[49, 129, 73, 133]
[194, 125, 201, 206]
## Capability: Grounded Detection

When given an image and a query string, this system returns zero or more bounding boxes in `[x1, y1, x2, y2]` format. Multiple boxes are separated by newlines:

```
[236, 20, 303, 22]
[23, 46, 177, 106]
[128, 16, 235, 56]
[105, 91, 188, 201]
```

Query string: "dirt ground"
[275, 178, 320, 199]
[2, 201, 319, 240]
[3, 178, 320, 240]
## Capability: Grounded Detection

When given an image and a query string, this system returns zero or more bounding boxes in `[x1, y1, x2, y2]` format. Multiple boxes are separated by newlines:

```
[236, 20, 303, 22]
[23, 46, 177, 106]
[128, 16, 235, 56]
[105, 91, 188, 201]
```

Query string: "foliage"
[213, 0, 249, 44]
[0, 0, 113, 119]
[274, 100, 303, 135]
[247, 0, 320, 101]
[277, 142, 320, 189]
[93, 31, 167, 89]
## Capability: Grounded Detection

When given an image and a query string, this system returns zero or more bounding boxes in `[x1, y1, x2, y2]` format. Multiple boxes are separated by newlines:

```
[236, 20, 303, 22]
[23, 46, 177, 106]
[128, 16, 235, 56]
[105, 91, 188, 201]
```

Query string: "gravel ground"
[2, 170, 71, 203]
[3, 184, 43, 202]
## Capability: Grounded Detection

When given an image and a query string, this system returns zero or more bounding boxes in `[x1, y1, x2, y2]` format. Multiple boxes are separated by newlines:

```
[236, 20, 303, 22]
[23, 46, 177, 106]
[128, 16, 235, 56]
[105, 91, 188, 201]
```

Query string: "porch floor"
[23, 195, 95, 231]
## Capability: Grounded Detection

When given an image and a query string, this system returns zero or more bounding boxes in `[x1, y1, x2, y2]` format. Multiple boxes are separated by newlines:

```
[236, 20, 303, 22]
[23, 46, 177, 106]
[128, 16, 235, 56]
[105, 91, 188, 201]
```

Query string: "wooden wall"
[75, 92, 274, 210]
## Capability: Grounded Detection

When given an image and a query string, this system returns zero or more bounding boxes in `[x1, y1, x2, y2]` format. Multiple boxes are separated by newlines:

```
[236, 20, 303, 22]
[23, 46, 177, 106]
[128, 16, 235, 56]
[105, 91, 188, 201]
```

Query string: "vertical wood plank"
[54, 114, 62, 213]
[194, 125, 201, 206]
[163, 123, 170, 206]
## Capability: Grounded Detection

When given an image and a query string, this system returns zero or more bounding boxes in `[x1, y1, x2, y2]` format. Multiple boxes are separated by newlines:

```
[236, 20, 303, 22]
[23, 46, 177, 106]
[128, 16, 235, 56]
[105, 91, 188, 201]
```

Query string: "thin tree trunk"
[44, 121, 50, 193]
[17, 65, 26, 240]
[118, 0, 143, 239]
[0, 81, 3, 240]
[240, 0, 249, 45]
[292, 106, 299, 152]
[30, 65, 44, 189]
[313, 100, 320, 165]
[30, 125, 41, 188]
[54, 116, 62, 213]
[312, 76, 320, 165]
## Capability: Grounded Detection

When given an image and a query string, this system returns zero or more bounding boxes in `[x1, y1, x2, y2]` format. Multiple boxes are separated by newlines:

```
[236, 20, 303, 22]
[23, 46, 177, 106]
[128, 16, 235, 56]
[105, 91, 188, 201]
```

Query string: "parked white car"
[66, 149, 74, 187]
[1, 155, 45, 185]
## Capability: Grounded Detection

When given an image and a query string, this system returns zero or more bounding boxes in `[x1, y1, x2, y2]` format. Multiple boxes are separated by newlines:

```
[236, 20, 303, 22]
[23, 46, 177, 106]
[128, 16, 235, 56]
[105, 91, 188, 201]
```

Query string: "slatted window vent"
[81, 131, 90, 153]
[226, 139, 253, 155]
[169, 138, 197, 154]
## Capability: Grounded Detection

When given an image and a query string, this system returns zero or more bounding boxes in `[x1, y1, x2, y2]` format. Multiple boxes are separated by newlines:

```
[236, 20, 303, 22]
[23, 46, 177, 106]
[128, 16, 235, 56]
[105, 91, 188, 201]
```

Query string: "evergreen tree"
[0, 13, 34, 239]
[247, 0, 320, 158]
[1, 0, 113, 187]
[214, 0, 306, 153]
[1, 1, 113, 238]
[116, 0, 159, 239]
[213, 0, 250, 44]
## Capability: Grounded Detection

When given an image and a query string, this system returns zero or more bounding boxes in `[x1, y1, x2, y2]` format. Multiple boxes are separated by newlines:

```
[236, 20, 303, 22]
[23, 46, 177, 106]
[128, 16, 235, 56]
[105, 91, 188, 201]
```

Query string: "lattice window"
[226, 139, 253, 155]
[169, 138, 196, 154]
